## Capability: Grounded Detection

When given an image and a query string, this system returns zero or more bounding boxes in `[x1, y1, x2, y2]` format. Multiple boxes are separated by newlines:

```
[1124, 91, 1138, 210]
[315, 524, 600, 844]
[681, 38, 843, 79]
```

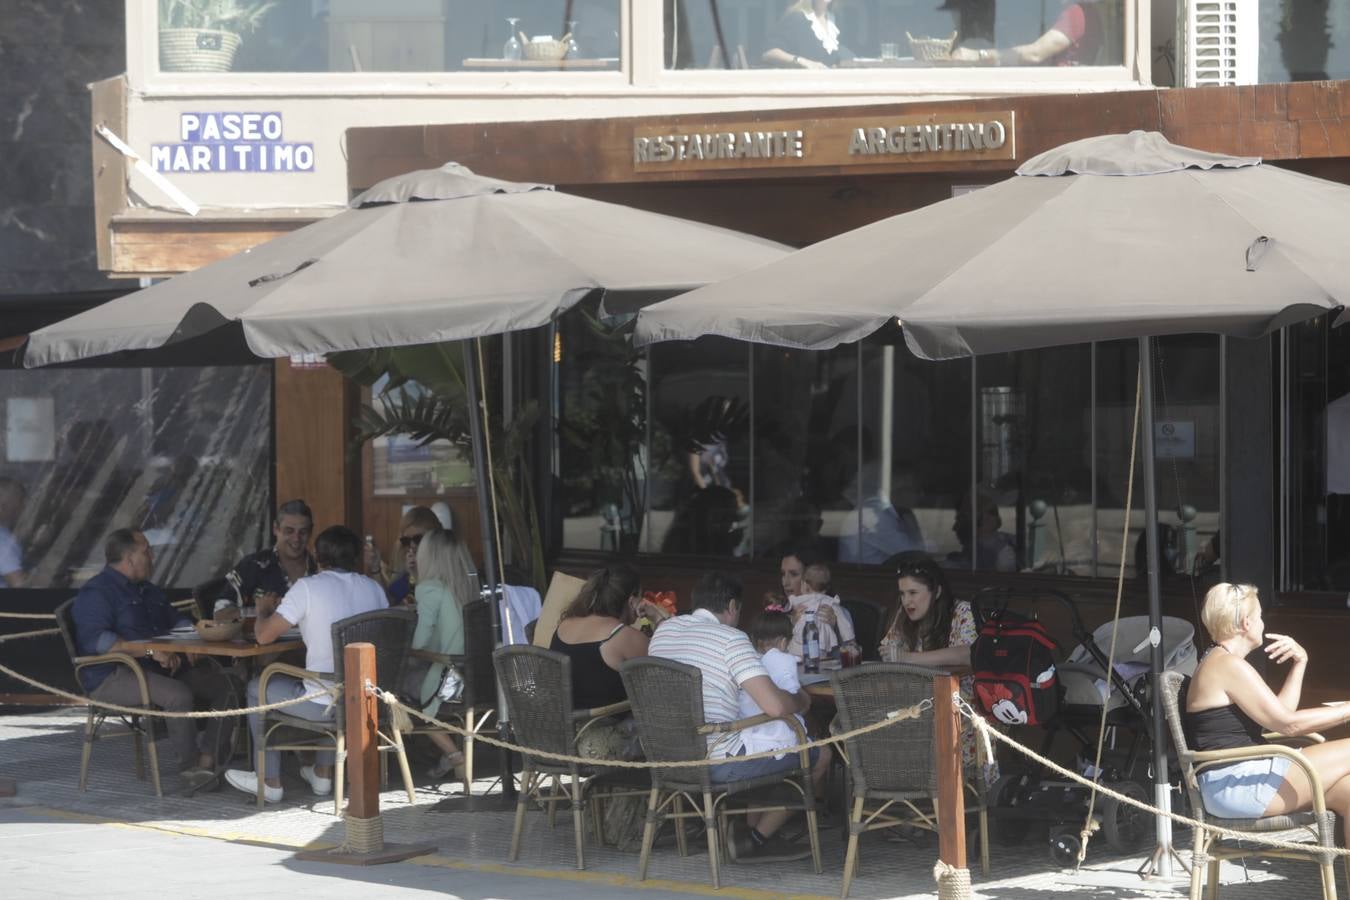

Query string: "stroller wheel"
[1100, 780, 1151, 853]
[988, 774, 1029, 846]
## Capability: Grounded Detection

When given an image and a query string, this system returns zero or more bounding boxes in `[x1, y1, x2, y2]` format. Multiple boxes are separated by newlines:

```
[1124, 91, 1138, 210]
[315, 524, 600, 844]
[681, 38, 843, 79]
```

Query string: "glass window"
[1285, 314, 1350, 590]
[1258, 0, 1350, 83]
[157, 0, 623, 74]
[750, 343, 859, 562]
[647, 338, 749, 556]
[663, 0, 1124, 70]
[0, 366, 272, 589]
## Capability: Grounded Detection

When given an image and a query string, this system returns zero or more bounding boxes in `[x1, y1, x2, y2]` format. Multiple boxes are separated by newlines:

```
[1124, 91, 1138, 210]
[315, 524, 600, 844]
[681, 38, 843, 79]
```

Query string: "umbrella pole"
[461, 337, 517, 806]
[1138, 336, 1174, 876]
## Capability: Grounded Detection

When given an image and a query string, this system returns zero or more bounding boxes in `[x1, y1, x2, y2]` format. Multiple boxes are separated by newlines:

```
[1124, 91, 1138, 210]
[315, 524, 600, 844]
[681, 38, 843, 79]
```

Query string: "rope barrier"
[368, 683, 930, 770]
[953, 695, 1350, 859]
[0, 626, 336, 718]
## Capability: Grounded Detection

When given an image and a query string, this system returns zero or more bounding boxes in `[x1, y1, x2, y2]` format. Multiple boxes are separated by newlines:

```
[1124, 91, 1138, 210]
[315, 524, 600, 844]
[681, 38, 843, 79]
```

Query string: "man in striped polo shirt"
[649, 571, 826, 862]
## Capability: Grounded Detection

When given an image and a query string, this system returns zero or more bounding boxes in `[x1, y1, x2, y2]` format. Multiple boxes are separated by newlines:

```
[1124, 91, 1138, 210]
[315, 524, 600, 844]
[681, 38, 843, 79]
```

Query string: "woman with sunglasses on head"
[879, 554, 993, 781]
[1184, 583, 1350, 842]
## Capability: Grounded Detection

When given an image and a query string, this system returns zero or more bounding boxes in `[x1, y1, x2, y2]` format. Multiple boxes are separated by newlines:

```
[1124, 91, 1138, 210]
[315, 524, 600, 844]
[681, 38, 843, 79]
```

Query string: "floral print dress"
[879, 600, 997, 785]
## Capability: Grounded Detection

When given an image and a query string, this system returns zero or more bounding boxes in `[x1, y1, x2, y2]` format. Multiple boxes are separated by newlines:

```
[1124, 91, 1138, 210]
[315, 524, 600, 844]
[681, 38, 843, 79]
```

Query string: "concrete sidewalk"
[0, 709, 1333, 898]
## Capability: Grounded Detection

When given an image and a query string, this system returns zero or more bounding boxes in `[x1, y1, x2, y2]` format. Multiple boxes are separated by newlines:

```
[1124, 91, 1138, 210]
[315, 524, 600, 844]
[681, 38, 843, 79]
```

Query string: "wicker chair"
[406, 598, 497, 795]
[1159, 670, 1345, 900]
[495, 644, 649, 869]
[54, 598, 164, 797]
[620, 656, 822, 890]
[831, 663, 989, 899]
[254, 607, 415, 813]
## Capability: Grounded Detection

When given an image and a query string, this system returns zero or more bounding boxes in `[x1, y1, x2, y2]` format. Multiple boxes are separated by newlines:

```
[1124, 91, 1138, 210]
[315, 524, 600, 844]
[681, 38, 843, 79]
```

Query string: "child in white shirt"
[737, 607, 805, 759]
[787, 563, 856, 658]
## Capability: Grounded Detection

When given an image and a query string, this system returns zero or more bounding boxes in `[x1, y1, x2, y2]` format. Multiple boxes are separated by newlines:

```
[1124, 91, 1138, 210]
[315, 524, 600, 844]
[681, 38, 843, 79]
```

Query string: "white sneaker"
[300, 764, 333, 796]
[225, 769, 283, 803]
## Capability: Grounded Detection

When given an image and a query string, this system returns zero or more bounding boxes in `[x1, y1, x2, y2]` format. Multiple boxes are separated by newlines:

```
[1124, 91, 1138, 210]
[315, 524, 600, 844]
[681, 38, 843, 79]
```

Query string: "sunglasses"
[399, 533, 425, 550]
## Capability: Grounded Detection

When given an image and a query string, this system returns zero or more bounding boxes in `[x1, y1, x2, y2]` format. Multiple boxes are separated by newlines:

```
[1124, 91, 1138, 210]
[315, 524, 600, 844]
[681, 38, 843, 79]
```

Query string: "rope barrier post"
[296, 643, 434, 866]
[933, 673, 971, 900]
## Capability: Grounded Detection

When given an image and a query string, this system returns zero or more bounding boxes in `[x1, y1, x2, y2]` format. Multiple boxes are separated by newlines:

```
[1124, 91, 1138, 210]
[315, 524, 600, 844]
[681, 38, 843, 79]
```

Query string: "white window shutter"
[1181, 0, 1256, 86]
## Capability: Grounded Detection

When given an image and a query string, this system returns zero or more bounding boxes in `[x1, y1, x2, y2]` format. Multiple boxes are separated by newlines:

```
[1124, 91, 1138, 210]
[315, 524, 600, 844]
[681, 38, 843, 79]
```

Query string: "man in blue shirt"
[73, 528, 235, 788]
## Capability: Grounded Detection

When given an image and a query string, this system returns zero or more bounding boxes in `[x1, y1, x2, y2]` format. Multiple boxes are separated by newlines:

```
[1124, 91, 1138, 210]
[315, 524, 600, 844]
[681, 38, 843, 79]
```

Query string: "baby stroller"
[972, 587, 1196, 865]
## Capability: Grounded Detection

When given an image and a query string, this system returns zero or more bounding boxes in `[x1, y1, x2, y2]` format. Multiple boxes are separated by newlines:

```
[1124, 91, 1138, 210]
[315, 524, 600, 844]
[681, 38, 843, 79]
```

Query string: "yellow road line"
[20, 807, 832, 899]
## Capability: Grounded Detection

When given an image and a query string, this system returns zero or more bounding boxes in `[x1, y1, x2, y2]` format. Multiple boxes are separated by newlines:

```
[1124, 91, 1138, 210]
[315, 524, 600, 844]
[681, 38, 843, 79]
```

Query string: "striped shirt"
[649, 608, 769, 758]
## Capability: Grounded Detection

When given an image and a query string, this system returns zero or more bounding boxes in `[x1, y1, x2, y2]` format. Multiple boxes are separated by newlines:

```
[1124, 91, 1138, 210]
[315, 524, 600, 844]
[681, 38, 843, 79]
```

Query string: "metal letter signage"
[633, 111, 1014, 172]
[153, 112, 316, 174]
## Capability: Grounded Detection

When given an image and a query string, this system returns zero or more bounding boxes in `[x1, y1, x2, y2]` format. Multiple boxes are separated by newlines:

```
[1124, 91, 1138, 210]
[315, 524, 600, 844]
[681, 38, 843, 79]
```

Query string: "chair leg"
[390, 726, 416, 803]
[255, 742, 266, 809]
[637, 786, 661, 882]
[334, 732, 345, 816]
[79, 711, 96, 792]
[704, 791, 721, 890]
[673, 794, 688, 857]
[130, 717, 144, 781]
[510, 769, 536, 861]
[841, 796, 864, 899]
[144, 725, 162, 798]
[571, 773, 586, 870]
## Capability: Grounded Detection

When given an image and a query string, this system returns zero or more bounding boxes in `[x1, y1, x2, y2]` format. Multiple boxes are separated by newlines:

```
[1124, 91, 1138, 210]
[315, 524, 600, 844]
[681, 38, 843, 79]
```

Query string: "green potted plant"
[159, 0, 276, 72]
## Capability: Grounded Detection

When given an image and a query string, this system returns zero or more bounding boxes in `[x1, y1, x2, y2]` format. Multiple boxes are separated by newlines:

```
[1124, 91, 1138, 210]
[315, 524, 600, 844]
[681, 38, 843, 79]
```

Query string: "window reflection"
[0, 366, 272, 589]
[663, 0, 1124, 70]
[648, 338, 749, 556]
[158, 0, 623, 74]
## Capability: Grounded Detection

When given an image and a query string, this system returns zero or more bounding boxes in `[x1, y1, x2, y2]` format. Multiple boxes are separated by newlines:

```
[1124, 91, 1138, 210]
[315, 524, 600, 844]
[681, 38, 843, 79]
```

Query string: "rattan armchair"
[620, 656, 822, 890]
[1159, 670, 1345, 900]
[495, 644, 649, 869]
[831, 663, 989, 899]
[406, 599, 496, 796]
[255, 607, 415, 813]
[54, 599, 164, 797]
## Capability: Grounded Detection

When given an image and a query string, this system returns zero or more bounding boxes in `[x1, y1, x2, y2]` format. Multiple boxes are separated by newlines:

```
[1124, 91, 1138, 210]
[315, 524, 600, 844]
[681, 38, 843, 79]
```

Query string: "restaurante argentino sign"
[632, 111, 1014, 171]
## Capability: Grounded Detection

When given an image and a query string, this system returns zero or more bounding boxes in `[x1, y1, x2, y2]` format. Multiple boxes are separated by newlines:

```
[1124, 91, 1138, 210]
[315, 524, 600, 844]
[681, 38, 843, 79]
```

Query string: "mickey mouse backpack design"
[970, 604, 1060, 727]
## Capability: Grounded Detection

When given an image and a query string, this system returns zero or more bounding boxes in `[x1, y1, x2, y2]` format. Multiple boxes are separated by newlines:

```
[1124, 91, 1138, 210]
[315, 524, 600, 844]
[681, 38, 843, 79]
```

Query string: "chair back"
[493, 645, 577, 765]
[842, 598, 884, 662]
[330, 608, 417, 722]
[458, 599, 497, 707]
[53, 598, 82, 666]
[621, 656, 713, 785]
[831, 663, 937, 796]
[1158, 670, 1206, 814]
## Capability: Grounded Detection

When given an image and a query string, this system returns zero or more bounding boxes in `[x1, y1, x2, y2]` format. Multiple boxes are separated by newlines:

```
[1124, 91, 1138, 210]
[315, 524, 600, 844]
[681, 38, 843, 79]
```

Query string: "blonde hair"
[415, 529, 479, 609]
[1200, 582, 1260, 642]
[803, 563, 831, 594]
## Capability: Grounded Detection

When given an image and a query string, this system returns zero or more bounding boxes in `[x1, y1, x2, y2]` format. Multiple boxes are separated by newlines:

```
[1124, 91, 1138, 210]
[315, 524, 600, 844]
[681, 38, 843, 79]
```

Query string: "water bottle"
[803, 610, 821, 674]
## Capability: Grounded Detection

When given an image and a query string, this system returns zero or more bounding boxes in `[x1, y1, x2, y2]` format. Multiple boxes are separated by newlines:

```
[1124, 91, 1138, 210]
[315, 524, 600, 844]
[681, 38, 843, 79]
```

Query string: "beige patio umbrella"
[23, 162, 788, 366]
[634, 131, 1350, 358]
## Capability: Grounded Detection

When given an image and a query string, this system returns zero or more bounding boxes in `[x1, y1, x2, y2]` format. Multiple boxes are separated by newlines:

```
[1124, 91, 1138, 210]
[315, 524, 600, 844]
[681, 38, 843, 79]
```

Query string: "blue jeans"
[709, 746, 820, 783]
[246, 674, 336, 779]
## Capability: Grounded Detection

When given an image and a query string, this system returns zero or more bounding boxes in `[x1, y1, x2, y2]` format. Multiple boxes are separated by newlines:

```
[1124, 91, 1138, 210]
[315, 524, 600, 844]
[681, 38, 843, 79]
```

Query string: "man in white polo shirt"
[224, 525, 387, 802]
[649, 571, 828, 862]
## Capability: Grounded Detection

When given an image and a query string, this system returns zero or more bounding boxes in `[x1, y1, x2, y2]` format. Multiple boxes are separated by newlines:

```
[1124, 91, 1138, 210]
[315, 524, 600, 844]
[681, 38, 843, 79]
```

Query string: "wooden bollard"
[932, 672, 970, 898]
[296, 642, 434, 866]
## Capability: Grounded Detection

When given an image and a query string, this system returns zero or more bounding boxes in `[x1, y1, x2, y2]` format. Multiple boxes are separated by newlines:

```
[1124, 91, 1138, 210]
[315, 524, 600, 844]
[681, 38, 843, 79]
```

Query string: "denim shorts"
[1197, 756, 1292, 819]
[709, 746, 820, 783]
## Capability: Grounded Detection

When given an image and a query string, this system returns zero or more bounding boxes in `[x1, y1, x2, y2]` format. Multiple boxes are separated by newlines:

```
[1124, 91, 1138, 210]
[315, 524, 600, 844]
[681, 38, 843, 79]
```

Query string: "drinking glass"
[503, 17, 522, 61]
[565, 20, 580, 58]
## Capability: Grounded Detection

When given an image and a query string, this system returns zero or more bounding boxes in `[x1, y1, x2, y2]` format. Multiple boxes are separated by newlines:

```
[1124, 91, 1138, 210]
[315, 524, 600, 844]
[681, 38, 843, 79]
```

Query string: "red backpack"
[970, 606, 1061, 727]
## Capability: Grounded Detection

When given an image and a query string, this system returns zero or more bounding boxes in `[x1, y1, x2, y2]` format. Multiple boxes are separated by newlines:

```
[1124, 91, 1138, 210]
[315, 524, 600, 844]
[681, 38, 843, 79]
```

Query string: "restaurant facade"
[9, 1, 1350, 699]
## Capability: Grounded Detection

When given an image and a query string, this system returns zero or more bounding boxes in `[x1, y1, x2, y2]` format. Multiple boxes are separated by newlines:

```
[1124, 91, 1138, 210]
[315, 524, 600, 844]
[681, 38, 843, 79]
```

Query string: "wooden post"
[296, 641, 435, 865]
[346, 642, 380, 821]
[933, 671, 968, 892]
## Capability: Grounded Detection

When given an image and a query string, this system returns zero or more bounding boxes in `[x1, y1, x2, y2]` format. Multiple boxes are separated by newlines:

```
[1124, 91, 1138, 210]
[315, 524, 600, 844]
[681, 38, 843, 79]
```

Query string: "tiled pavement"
[0, 710, 1335, 899]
